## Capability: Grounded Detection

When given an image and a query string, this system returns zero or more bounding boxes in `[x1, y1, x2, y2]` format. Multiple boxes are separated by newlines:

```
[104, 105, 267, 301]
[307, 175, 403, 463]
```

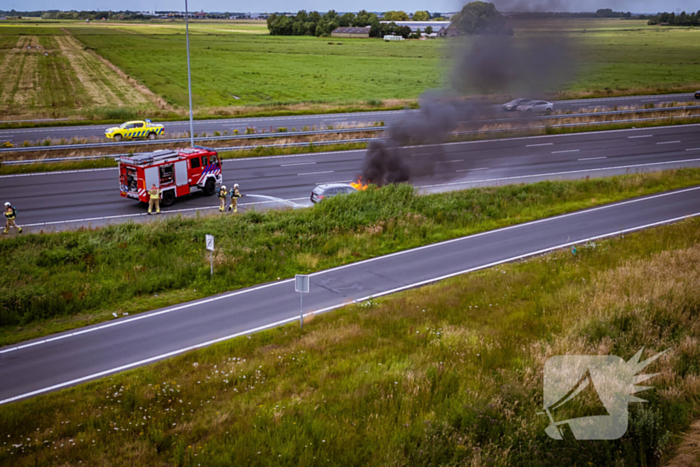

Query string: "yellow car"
[105, 120, 164, 142]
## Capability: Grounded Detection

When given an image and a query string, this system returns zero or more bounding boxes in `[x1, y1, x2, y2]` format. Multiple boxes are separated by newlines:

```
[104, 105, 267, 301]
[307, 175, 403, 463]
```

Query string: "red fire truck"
[118, 147, 222, 206]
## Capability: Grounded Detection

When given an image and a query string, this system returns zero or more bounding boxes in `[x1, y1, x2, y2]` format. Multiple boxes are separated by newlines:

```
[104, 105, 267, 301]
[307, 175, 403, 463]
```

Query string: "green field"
[2, 212, 699, 466]
[1, 19, 700, 121]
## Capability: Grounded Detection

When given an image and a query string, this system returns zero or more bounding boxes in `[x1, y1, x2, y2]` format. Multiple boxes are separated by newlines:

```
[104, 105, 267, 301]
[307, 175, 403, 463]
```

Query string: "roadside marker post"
[206, 234, 215, 276]
[295, 274, 310, 330]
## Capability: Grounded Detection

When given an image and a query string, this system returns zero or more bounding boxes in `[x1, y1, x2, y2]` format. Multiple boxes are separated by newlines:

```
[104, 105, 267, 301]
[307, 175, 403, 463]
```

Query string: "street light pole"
[184, 0, 195, 147]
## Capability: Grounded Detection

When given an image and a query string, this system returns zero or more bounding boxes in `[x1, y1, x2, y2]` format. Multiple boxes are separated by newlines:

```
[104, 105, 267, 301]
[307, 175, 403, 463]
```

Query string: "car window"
[120, 123, 129, 129]
[201, 156, 208, 167]
[210, 155, 219, 166]
[134, 122, 144, 128]
[190, 157, 200, 169]
[326, 188, 337, 195]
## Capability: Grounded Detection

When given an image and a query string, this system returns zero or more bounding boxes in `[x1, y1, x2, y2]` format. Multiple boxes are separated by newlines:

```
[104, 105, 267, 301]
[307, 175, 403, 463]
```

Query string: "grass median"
[2, 169, 700, 346]
[1, 210, 699, 466]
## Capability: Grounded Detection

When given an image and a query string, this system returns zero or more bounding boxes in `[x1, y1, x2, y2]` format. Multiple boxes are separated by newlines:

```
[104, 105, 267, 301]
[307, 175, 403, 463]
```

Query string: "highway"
[2, 123, 700, 231]
[0, 92, 696, 145]
[1, 185, 699, 404]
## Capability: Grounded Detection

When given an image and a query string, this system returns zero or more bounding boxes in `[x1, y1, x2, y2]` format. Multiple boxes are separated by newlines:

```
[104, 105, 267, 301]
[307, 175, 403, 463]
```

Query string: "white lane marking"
[579, 157, 607, 161]
[281, 162, 316, 167]
[628, 135, 653, 139]
[526, 143, 553, 147]
[436, 159, 465, 164]
[418, 157, 700, 189]
[687, 148, 700, 152]
[20, 197, 309, 228]
[552, 149, 580, 154]
[456, 167, 489, 172]
[297, 170, 334, 176]
[657, 141, 681, 145]
[2, 209, 699, 405]
[0, 167, 117, 179]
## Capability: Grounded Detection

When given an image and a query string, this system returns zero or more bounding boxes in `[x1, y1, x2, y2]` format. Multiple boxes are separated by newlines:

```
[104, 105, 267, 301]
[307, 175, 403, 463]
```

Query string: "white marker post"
[295, 274, 310, 330]
[206, 234, 215, 276]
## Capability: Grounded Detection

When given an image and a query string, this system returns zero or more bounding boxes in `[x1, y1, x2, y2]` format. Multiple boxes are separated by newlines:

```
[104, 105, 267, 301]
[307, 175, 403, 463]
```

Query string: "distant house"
[331, 26, 371, 38]
[438, 23, 460, 37]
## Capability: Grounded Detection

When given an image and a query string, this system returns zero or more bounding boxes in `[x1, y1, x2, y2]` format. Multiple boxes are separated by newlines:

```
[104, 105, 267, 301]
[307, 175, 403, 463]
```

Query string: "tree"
[413, 10, 430, 21]
[452, 1, 506, 35]
[354, 9, 378, 26]
[383, 11, 409, 21]
[425, 26, 433, 34]
[339, 12, 355, 26]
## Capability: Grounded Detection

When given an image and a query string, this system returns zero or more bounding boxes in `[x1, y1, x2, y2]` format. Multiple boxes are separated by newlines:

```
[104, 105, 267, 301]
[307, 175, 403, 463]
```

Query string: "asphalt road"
[1, 186, 699, 404]
[0, 92, 696, 145]
[2, 123, 700, 232]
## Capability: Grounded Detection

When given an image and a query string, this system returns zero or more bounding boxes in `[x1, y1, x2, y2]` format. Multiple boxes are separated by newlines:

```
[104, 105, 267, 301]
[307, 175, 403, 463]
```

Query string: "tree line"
[510, 9, 632, 19]
[266, 10, 446, 37]
[645, 11, 700, 26]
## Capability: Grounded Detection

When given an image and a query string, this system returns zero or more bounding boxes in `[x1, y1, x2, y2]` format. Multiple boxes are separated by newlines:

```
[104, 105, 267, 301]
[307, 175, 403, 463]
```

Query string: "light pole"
[184, 0, 195, 147]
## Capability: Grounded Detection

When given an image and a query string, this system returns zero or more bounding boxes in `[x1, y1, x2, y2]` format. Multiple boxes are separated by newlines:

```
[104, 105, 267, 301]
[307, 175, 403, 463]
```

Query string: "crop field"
[0, 19, 699, 121]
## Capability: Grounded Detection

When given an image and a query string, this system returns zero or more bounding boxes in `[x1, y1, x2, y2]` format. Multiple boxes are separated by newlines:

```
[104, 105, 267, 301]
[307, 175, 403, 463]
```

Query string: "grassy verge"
[1, 169, 700, 347]
[1, 214, 699, 466]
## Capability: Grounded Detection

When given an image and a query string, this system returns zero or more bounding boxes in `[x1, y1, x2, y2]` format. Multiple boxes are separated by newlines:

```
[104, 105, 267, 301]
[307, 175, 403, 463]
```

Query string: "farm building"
[331, 26, 371, 38]
[379, 21, 451, 32]
[438, 23, 460, 37]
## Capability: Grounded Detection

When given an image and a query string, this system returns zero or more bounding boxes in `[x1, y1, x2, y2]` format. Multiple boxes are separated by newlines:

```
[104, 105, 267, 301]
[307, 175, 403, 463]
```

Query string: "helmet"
[221, 185, 226, 190]
[234, 184, 239, 188]
[4, 202, 9, 206]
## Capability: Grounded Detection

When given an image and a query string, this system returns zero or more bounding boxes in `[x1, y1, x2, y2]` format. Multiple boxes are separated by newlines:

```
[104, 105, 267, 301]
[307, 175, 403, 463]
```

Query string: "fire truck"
[118, 147, 222, 206]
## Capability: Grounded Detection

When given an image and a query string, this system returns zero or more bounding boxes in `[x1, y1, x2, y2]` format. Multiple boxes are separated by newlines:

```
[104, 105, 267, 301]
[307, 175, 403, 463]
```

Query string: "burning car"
[311, 183, 358, 203]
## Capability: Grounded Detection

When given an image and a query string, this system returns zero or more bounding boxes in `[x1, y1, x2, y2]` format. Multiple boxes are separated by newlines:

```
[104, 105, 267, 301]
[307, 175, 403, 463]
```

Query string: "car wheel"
[203, 178, 216, 196]
[114, 134, 123, 142]
[545, 108, 552, 115]
[148, 132, 157, 140]
[527, 109, 532, 113]
[162, 190, 175, 207]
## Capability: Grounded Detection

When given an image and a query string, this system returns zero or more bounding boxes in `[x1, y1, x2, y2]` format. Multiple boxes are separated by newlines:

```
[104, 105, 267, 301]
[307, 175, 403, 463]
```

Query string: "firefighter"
[148, 184, 161, 215]
[228, 183, 244, 213]
[3, 202, 22, 234]
[218, 185, 228, 212]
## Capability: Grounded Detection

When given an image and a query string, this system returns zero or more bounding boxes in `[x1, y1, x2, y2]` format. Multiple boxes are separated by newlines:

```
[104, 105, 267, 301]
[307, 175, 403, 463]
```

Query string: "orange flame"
[350, 176, 369, 191]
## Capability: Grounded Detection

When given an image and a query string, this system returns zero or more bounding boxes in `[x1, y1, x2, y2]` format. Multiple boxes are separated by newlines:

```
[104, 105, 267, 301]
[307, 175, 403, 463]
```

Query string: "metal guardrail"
[2, 104, 699, 154]
[3, 112, 700, 166]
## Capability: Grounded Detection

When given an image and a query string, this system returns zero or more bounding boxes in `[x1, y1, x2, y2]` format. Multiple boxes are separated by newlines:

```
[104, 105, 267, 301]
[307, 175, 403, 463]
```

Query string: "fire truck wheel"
[203, 178, 216, 196]
[162, 190, 175, 207]
[114, 134, 123, 142]
[147, 132, 157, 140]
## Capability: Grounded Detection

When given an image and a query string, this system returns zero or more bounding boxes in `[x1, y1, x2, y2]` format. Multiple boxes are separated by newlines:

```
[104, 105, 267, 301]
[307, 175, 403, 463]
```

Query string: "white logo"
[542, 348, 667, 440]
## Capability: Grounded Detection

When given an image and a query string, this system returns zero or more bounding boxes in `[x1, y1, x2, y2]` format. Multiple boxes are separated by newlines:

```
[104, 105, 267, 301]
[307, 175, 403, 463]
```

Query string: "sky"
[5, 0, 699, 15]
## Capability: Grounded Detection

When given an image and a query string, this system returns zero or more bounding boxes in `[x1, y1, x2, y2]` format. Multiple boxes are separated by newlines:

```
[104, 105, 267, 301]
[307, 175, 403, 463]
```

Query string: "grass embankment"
[2, 169, 700, 346]
[2, 212, 700, 466]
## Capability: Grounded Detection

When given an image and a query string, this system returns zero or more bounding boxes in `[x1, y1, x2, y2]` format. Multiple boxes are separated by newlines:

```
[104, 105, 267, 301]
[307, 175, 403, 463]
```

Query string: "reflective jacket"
[218, 188, 228, 199]
[5, 208, 16, 219]
[149, 188, 161, 200]
[231, 188, 242, 199]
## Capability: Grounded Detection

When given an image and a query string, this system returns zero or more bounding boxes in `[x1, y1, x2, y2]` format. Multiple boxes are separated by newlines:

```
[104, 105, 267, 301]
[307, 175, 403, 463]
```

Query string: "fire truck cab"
[118, 147, 222, 206]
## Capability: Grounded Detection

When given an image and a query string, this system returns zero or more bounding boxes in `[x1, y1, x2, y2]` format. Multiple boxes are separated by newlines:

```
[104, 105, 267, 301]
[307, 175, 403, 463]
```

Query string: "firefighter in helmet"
[148, 184, 161, 215]
[228, 183, 244, 213]
[3, 202, 22, 234]
[218, 185, 228, 212]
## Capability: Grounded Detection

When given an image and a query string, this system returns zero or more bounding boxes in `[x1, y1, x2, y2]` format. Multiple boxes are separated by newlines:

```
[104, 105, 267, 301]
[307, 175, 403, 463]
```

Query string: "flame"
[350, 176, 369, 191]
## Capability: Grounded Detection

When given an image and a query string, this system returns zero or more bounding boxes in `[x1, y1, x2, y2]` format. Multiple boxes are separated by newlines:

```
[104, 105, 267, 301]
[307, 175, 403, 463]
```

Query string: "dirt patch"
[664, 419, 700, 467]
[0, 37, 37, 109]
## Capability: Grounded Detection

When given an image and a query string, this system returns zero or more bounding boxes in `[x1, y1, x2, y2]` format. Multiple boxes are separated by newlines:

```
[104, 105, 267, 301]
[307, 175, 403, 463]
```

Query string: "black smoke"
[361, 8, 579, 186]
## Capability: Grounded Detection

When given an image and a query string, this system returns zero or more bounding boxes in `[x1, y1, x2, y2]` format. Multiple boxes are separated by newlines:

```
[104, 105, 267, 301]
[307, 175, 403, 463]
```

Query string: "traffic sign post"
[295, 274, 310, 330]
[206, 234, 215, 276]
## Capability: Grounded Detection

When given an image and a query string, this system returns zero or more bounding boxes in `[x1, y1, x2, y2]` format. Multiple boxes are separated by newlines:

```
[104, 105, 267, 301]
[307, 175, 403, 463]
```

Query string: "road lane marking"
[456, 167, 488, 172]
[281, 162, 316, 167]
[418, 157, 700, 189]
[298, 170, 334, 176]
[686, 148, 700, 151]
[552, 149, 580, 154]
[578, 157, 607, 161]
[19, 197, 310, 228]
[436, 159, 465, 164]
[657, 141, 681, 145]
[3, 206, 699, 405]
[628, 135, 653, 139]
[526, 143, 553, 147]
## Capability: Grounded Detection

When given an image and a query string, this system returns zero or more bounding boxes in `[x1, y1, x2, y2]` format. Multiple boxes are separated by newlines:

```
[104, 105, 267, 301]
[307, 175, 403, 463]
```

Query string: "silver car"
[517, 100, 554, 114]
[311, 183, 358, 203]
[502, 98, 533, 111]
